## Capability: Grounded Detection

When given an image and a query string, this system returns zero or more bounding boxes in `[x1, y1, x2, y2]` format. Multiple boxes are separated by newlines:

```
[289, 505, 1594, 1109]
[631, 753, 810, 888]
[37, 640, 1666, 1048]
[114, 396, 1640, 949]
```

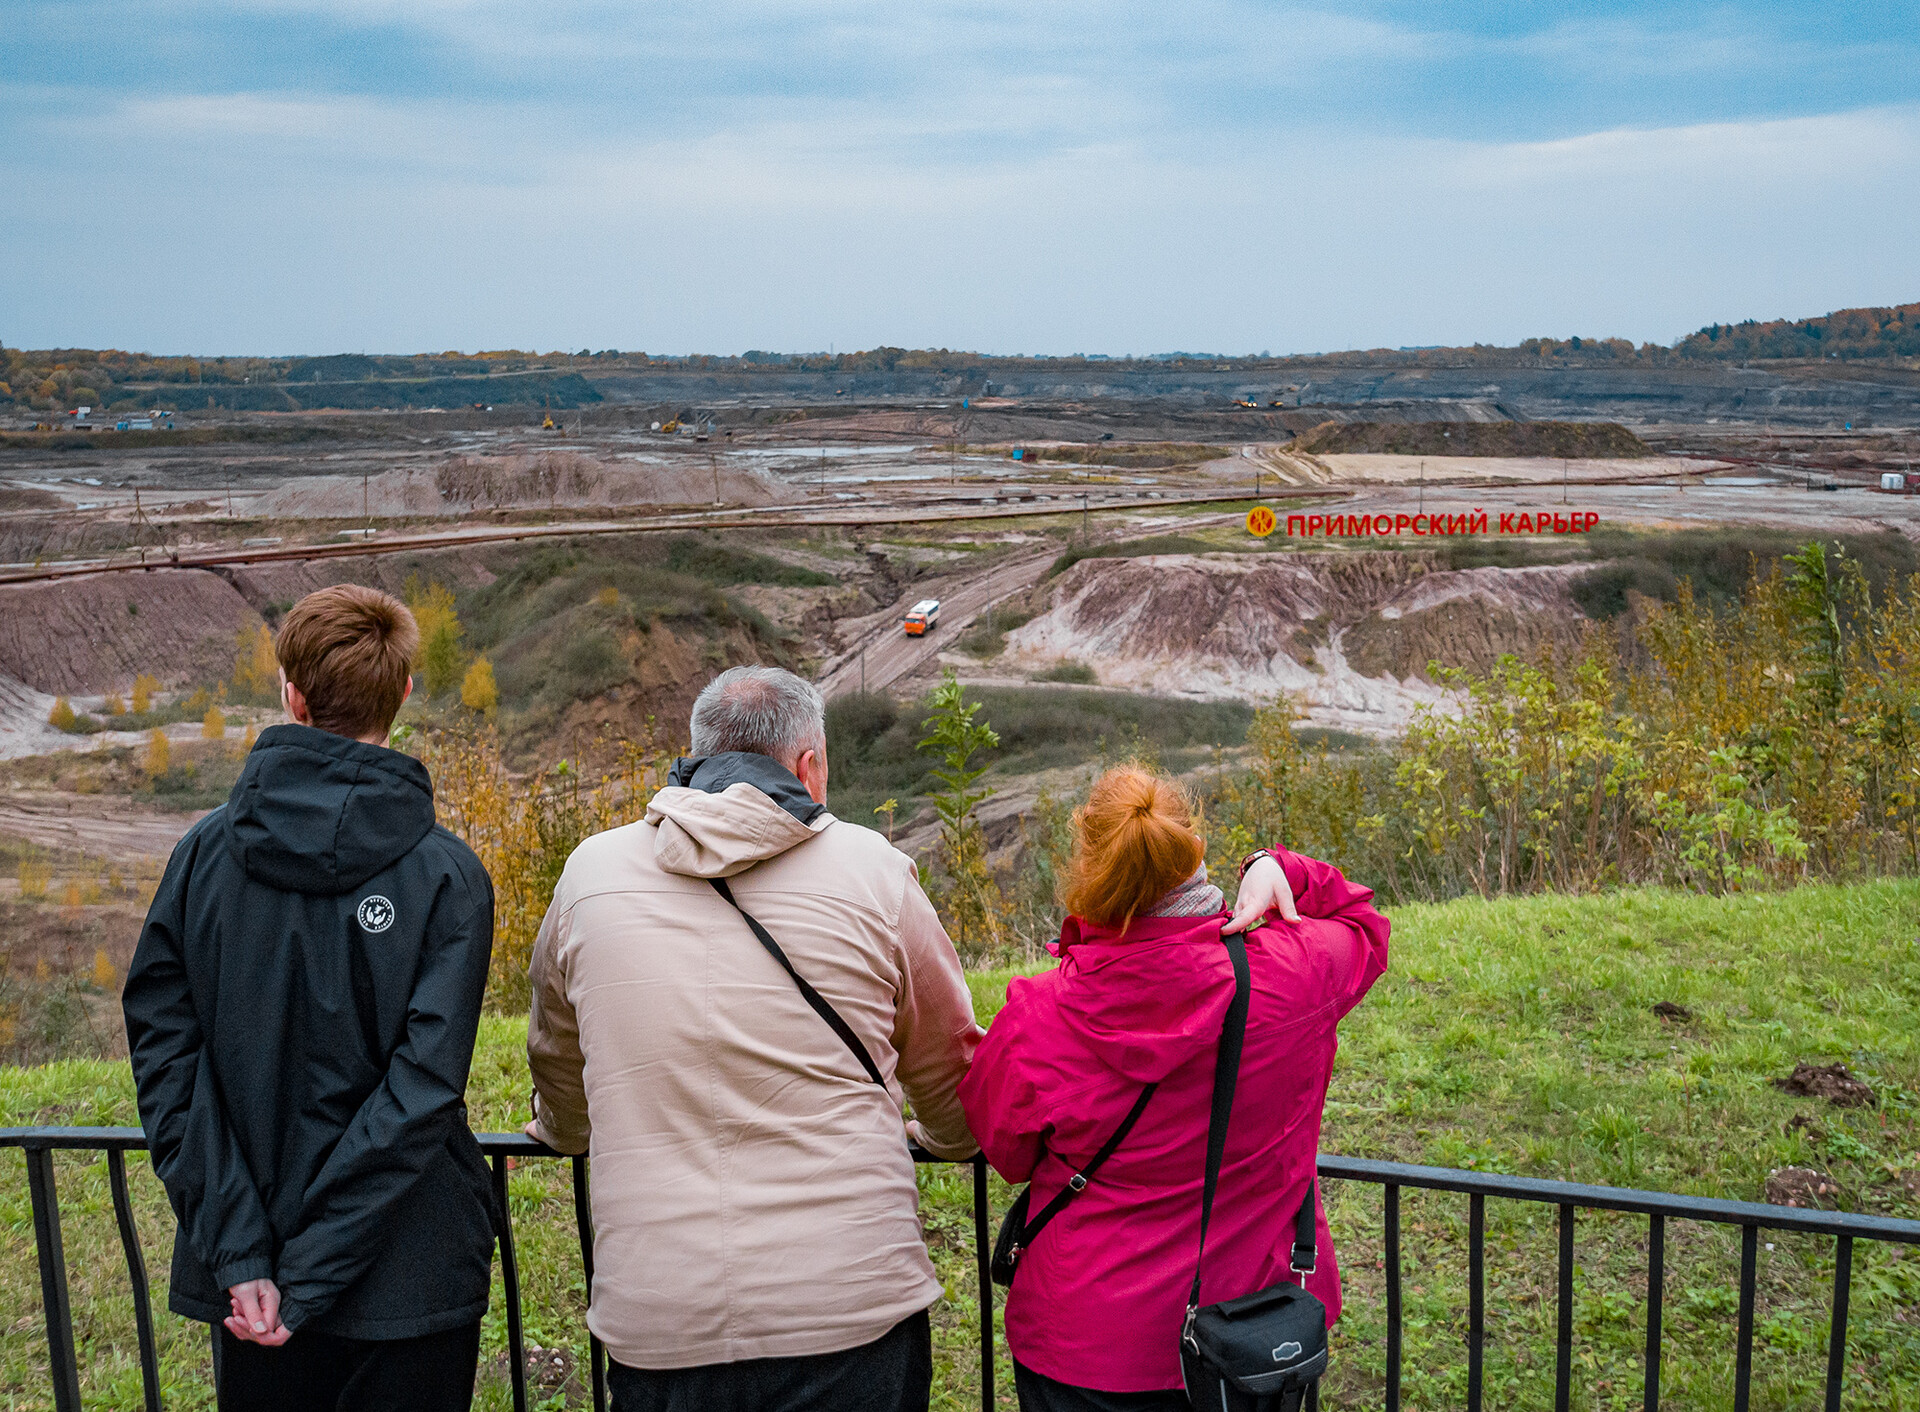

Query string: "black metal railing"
[4, 1128, 1917, 1411]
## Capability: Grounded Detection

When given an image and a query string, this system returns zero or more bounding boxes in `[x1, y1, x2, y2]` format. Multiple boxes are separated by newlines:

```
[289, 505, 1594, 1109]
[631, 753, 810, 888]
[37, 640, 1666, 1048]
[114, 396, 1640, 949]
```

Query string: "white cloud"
[1441, 104, 1920, 188]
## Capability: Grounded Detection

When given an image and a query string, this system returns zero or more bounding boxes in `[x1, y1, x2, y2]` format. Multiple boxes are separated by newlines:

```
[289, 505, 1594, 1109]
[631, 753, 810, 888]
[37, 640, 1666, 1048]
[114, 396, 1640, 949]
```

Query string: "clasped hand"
[226, 1278, 291, 1346]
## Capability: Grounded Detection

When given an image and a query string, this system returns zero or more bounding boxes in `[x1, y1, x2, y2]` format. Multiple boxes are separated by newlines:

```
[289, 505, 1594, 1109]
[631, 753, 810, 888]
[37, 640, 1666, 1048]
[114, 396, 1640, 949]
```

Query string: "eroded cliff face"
[1001, 551, 1589, 734]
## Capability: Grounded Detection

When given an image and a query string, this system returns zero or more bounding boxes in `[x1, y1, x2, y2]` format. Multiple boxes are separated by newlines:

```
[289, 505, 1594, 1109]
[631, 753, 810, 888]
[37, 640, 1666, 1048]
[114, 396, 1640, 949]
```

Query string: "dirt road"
[816, 548, 1061, 699]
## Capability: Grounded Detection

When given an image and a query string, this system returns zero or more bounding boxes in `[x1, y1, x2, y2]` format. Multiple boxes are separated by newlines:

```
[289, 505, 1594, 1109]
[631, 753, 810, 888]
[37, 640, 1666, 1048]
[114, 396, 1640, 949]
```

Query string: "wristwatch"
[1237, 848, 1277, 880]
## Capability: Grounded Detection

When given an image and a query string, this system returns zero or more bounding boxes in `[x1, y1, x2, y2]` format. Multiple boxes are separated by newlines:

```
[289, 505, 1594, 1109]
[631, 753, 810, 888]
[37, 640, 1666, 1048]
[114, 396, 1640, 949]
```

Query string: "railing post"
[974, 1154, 994, 1412]
[1643, 1213, 1664, 1412]
[1734, 1224, 1757, 1412]
[1384, 1183, 1401, 1412]
[1468, 1192, 1484, 1412]
[572, 1156, 607, 1412]
[24, 1146, 83, 1412]
[1824, 1234, 1852, 1412]
[106, 1149, 162, 1412]
[491, 1154, 529, 1412]
[1555, 1204, 1574, 1412]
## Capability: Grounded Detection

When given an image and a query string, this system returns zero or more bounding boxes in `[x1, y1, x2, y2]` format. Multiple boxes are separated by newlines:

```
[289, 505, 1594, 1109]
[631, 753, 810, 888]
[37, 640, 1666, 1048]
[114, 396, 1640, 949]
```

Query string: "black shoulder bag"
[1179, 933, 1329, 1412]
[990, 1079, 1157, 1286]
[709, 876, 886, 1087]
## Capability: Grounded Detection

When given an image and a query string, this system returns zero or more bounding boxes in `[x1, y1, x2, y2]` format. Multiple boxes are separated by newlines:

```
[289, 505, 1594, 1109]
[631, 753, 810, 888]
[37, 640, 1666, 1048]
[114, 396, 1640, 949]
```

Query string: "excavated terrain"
[0, 569, 258, 697]
[998, 551, 1590, 734]
[251, 450, 795, 518]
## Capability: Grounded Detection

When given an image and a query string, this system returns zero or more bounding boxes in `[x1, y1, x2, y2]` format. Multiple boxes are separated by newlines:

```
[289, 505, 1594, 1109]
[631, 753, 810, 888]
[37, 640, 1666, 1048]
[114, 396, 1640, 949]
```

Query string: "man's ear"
[281, 671, 311, 726]
[402, 674, 414, 706]
[794, 745, 828, 806]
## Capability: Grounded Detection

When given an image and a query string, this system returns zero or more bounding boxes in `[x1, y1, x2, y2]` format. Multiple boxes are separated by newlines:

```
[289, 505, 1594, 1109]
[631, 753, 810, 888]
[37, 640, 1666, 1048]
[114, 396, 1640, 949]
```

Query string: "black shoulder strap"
[1189, 933, 1251, 1310]
[710, 876, 886, 1087]
[1186, 933, 1319, 1309]
[1018, 1080, 1157, 1248]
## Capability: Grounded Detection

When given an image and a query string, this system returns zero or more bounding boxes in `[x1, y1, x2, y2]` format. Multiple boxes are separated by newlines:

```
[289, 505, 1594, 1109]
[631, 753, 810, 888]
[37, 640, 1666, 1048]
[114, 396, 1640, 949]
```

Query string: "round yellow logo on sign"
[1245, 505, 1277, 538]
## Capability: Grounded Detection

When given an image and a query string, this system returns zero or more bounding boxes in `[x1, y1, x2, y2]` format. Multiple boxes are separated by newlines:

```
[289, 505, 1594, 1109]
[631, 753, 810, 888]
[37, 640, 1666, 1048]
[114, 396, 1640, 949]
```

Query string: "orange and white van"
[903, 598, 941, 636]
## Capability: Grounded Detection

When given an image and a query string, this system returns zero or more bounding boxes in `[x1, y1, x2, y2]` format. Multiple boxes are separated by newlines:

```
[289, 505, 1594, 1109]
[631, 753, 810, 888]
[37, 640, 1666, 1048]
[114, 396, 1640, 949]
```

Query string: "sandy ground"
[0, 790, 203, 860]
[252, 453, 798, 518]
[1312, 452, 1728, 484]
[1315, 479, 1920, 538]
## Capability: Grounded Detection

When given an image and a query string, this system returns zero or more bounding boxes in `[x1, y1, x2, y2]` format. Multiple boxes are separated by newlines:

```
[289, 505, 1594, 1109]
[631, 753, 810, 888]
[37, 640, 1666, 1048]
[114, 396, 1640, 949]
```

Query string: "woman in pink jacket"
[958, 765, 1390, 1411]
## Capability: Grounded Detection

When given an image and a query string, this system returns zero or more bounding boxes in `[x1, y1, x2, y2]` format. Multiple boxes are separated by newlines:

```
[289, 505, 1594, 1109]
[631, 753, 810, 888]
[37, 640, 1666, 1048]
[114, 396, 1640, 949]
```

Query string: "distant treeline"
[4, 300, 1915, 414]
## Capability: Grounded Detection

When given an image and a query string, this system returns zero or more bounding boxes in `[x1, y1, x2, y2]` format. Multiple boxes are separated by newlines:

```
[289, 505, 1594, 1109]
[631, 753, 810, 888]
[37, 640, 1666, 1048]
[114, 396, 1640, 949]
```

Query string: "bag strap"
[709, 876, 886, 1087]
[1291, 1178, 1318, 1278]
[1182, 933, 1321, 1315]
[1018, 1080, 1158, 1249]
[1188, 933, 1251, 1312]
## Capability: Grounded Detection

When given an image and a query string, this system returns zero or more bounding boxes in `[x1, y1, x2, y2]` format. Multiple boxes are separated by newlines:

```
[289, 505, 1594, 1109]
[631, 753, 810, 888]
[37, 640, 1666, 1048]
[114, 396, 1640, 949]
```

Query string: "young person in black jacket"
[123, 585, 496, 1412]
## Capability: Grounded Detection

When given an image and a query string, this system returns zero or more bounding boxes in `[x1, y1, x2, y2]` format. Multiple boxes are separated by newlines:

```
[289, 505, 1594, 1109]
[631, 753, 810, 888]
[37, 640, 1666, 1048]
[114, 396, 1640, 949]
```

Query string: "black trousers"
[1013, 1359, 1187, 1412]
[213, 1320, 482, 1412]
[610, 1309, 932, 1412]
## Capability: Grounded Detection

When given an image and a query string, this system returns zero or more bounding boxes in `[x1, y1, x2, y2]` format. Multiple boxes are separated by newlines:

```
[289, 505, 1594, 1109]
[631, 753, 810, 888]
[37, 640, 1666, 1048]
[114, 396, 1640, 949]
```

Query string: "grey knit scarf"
[1146, 864, 1226, 918]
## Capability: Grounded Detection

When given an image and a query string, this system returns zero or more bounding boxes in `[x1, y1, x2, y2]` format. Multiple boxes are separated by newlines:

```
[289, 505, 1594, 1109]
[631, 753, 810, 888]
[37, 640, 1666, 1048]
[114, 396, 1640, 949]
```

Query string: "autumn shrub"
[229, 623, 279, 705]
[420, 723, 673, 1008]
[461, 657, 499, 717]
[142, 729, 170, 780]
[407, 578, 467, 698]
[1206, 541, 1920, 902]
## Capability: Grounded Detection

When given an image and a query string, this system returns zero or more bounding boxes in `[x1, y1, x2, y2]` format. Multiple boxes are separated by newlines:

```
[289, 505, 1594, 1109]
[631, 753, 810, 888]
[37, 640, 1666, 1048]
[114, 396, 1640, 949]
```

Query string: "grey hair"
[689, 665, 827, 762]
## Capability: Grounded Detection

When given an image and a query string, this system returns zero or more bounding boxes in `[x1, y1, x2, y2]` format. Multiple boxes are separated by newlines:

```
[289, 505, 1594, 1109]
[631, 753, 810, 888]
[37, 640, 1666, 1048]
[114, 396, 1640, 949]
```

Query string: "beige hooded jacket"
[526, 760, 983, 1371]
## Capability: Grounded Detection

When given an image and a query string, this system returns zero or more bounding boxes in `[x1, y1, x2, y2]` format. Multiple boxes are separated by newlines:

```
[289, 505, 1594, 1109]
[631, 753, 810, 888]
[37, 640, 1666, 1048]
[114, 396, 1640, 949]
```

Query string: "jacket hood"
[223, 723, 437, 896]
[1050, 912, 1235, 1083]
[649, 752, 834, 877]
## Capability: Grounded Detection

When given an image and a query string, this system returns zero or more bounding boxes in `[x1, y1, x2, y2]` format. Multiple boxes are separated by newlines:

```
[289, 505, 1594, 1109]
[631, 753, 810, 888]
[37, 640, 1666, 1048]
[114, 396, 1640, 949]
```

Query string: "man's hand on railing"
[225, 1278, 292, 1346]
[1223, 851, 1299, 933]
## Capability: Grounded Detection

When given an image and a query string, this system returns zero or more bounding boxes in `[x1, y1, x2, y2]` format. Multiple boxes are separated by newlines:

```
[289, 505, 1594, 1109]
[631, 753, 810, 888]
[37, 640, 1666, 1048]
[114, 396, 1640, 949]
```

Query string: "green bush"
[1034, 661, 1096, 684]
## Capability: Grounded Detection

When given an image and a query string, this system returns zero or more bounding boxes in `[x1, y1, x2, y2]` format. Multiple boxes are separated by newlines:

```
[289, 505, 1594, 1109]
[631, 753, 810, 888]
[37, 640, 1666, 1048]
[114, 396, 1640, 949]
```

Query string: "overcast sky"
[3, 1, 1917, 356]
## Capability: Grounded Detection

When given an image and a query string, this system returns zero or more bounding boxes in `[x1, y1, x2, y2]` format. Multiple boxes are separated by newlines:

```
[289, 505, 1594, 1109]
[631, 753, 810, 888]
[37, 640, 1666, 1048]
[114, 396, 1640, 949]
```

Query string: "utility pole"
[1081, 492, 1089, 540]
[710, 454, 721, 506]
[1562, 457, 1569, 505]
[363, 472, 370, 527]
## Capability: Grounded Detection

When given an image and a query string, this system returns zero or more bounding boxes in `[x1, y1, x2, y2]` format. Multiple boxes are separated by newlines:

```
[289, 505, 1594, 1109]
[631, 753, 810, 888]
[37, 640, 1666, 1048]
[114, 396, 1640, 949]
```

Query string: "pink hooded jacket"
[957, 850, 1389, 1392]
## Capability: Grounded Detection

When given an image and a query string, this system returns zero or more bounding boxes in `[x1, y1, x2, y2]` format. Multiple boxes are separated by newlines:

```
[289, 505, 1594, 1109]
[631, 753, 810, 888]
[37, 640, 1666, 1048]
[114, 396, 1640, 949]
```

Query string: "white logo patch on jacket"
[357, 895, 396, 933]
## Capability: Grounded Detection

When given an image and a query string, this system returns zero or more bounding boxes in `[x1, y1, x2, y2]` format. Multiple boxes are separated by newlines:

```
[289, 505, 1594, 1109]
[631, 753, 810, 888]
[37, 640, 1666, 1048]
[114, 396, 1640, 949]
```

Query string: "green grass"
[826, 687, 1255, 829]
[2, 882, 1917, 1408]
[1049, 533, 1220, 578]
[1031, 661, 1097, 684]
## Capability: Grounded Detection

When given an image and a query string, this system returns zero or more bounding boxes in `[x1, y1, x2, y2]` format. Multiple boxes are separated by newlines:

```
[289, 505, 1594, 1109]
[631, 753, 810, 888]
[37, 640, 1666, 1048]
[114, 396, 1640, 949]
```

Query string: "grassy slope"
[2, 882, 1917, 1409]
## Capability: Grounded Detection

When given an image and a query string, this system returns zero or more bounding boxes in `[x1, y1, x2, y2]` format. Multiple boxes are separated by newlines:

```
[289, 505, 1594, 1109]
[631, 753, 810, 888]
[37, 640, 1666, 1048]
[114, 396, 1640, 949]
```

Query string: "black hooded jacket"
[123, 724, 496, 1339]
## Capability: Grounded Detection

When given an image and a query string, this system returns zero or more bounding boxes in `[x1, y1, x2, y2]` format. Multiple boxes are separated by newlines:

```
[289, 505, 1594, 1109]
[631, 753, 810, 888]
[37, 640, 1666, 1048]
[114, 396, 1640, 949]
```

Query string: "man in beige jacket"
[526, 665, 982, 1412]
